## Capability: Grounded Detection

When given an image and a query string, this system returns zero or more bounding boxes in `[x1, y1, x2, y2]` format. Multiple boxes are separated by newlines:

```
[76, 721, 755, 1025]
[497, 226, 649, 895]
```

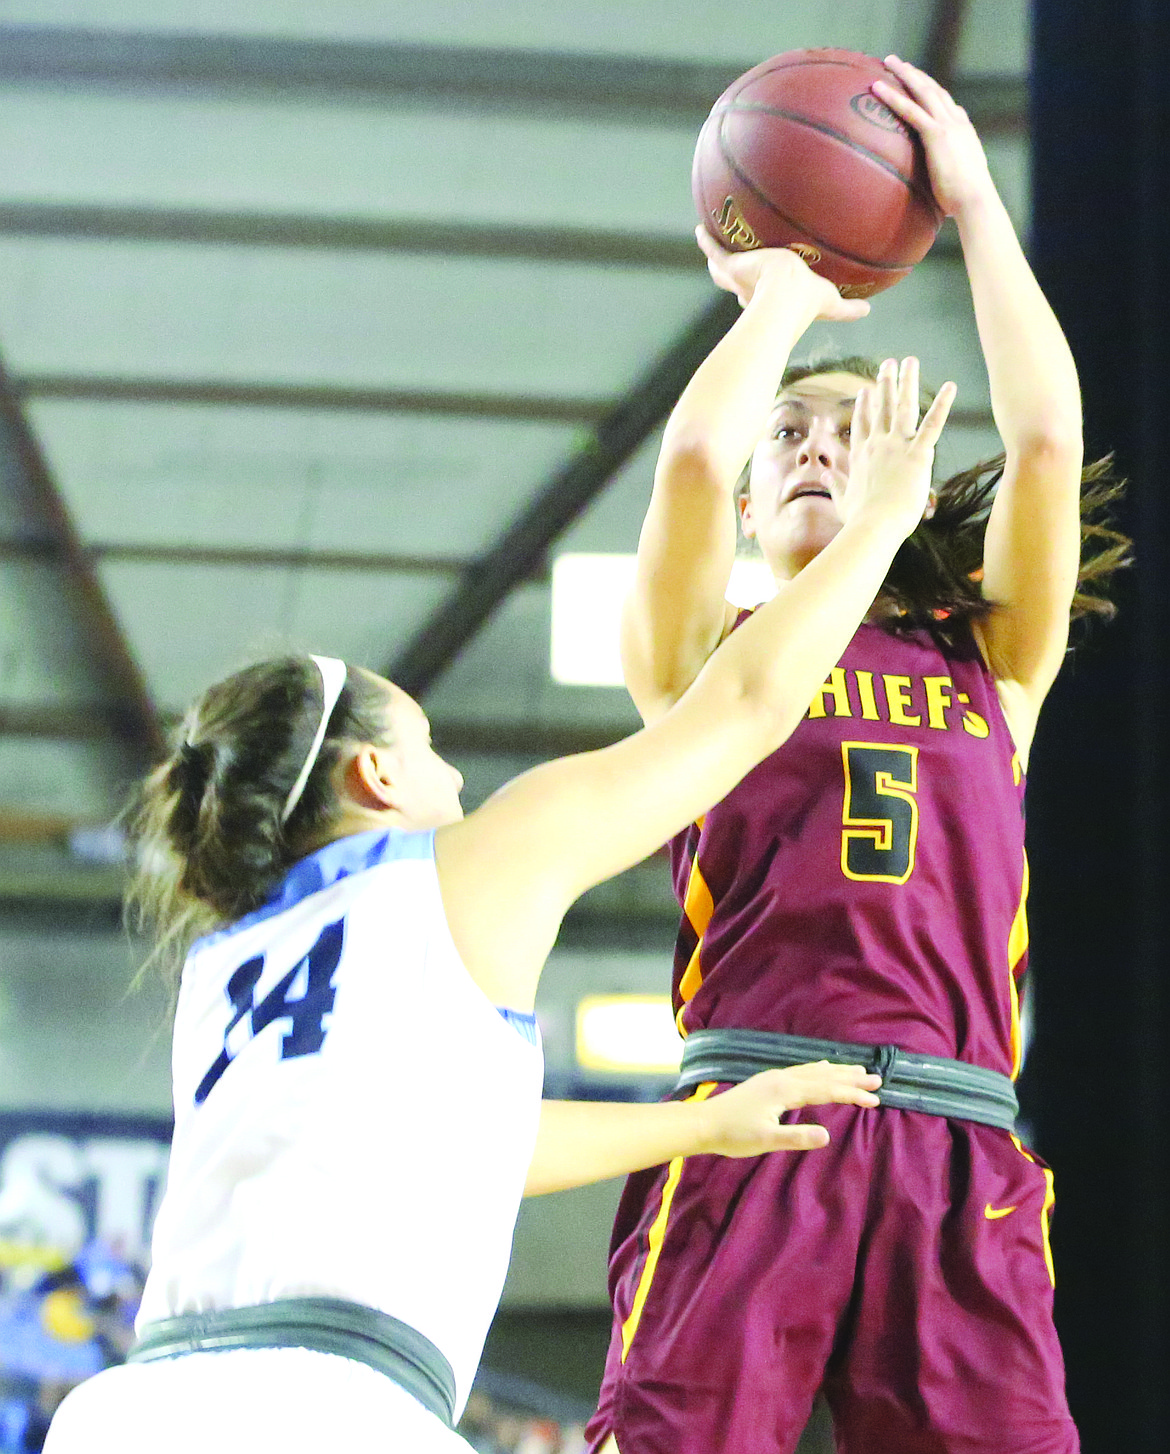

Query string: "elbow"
[1008, 424, 1083, 466]
[656, 432, 733, 494]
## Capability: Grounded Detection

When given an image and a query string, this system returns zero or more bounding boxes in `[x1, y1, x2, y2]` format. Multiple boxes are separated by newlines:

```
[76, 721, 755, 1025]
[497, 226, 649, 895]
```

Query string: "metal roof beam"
[0, 202, 704, 270]
[387, 293, 740, 697]
[16, 374, 604, 425]
[0, 703, 122, 739]
[0, 26, 739, 120]
[922, 0, 971, 90]
[0, 354, 164, 763]
[0, 203, 963, 265]
[0, 863, 125, 911]
[0, 27, 1023, 133]
[0, 702, 616, 759]
[13, 373, 993, 429]
[0, 538, 469, 578]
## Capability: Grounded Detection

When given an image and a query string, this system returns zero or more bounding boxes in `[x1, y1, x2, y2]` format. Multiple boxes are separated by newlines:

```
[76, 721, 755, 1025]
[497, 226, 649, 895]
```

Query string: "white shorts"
[44, 1346, 473, 1454]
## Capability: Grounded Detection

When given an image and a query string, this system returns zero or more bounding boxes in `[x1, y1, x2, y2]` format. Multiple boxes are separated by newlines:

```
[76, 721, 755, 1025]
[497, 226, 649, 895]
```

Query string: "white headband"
[280, 654, 348, 824]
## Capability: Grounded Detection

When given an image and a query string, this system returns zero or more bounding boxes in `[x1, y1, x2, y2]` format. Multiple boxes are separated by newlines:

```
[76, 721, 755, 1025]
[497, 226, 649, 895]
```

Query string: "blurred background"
[0, 2, 1164, 1451]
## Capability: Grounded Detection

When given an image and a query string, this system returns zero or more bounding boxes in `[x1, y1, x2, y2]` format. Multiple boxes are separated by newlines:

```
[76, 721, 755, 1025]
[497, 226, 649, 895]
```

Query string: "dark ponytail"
[126, 656, 391, 986]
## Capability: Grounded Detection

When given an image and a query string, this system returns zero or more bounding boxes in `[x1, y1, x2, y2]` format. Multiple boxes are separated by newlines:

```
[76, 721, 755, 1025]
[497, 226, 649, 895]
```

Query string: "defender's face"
[743, 372, 867, 580]
[380, 680, 465, 828]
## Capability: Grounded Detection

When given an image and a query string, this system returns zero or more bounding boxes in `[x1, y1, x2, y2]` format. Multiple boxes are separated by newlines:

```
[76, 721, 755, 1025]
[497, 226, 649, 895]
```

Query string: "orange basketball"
[692, 49, 943, 297]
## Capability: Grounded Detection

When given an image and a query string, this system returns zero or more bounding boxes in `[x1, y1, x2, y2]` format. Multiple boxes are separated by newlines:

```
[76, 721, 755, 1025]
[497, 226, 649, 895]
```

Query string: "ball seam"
[713, 122, 928, 271]
[715, 100, 942, 219]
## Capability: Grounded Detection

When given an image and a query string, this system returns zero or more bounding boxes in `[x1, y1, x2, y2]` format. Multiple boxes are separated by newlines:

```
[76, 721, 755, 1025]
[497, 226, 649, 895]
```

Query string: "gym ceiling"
[0, 0, 1024, 937]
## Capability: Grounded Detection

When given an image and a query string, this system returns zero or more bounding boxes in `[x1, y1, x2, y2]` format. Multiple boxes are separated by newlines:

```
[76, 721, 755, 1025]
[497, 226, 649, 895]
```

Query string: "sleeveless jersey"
[137, 828, 544, 1421]
[669, 620, 1029, 1077]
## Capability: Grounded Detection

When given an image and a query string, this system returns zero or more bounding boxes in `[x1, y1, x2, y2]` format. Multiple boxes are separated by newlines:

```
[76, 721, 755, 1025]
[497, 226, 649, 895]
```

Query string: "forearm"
[624, 269, 817, 711]
[525, 1097, 715, 1196]
[620, 481, 738, 717]
[957, 187, 1083, 450]
[959, 185, 1084, 673]
[659, 270, 815, 492]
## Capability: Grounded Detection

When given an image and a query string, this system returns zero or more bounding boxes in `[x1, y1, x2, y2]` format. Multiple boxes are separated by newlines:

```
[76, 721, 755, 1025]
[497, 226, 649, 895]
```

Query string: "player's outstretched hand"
[844, 357, 956, 538]
[871, 56, 995, 219]
[698, 1061, 882, 1157]
[694, 225, 870, 323]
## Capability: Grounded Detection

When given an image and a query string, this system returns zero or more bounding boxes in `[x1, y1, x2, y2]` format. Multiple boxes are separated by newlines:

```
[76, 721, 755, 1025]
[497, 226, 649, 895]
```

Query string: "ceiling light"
[575, 994, 683, 1073]
[550, 553, 775, 687]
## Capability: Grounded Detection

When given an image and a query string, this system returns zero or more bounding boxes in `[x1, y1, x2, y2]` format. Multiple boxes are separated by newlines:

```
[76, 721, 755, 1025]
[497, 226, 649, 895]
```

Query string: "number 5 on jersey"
[841, 742, 919, 884]
[195, 919, 346, 1105]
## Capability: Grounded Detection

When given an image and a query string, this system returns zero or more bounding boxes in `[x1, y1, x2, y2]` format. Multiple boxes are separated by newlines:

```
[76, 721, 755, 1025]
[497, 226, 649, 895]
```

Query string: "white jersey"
[138, 828, 544, 1421]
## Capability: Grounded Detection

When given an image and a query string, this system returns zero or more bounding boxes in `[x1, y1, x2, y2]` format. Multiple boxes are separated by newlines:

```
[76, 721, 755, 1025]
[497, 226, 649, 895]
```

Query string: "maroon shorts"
[585, 1101, 1077, 1454]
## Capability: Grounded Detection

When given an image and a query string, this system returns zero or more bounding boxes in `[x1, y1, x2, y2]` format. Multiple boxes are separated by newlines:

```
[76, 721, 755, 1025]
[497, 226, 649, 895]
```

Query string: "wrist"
[952, 178, 1008, 234]
[686, 1094, 719, 1157]
[841, 501, 920, 546]
[747, 263, 821, 329]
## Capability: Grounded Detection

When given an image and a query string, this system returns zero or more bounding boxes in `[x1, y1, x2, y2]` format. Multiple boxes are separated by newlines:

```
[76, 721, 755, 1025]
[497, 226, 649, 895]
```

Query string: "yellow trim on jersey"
[1007, 852, 1030, 1078]
[682, 855, 714, 941]
[1007, 972, 1023, 1081]
[620, 1082, 716, 1362]
[675, 945, 702, 1035]
[675, 824, 714, 1036]
[1011, 1133, 1056, 1288]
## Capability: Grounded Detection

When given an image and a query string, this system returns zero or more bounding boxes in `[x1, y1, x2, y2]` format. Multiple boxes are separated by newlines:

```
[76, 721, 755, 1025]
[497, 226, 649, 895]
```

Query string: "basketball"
[692, 49, 943, 297]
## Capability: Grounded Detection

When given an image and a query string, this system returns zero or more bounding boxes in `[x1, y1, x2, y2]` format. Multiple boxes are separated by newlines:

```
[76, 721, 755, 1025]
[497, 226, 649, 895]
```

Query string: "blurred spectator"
[1, 1240, 584, 1454]
[0, 1242, 144, 1452]
[458, 1387, 589, 1453]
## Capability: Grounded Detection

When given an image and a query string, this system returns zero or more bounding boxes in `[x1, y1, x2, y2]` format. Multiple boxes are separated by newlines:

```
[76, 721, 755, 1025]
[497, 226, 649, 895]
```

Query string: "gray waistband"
[128, 1296, 456, 1427]
[675, 1028, 1018, 1132]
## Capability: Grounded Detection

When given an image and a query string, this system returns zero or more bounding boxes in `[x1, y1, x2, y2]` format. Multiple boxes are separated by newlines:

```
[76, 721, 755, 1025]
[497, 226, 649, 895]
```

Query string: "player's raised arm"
[437, 360, 956, 1010]
[875, 58, 1085, 761]
[524, 1062, 881, 1196]
[620, 238, 869, 725]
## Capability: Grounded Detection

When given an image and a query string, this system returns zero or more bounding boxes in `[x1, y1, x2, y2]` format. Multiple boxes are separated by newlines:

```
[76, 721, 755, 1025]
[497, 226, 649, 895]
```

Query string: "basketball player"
[43, 346, 953, 1453]
[586, 57, 1127, 1454]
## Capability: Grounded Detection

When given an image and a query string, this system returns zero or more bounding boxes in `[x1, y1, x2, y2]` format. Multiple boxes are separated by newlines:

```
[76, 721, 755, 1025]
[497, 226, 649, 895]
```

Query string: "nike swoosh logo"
[984, 1203, 1017, 1220]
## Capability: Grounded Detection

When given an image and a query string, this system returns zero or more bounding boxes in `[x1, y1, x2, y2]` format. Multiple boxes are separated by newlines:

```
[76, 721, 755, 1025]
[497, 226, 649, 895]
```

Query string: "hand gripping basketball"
[694, 225, 870, 323]
[872, 56, 995, 219]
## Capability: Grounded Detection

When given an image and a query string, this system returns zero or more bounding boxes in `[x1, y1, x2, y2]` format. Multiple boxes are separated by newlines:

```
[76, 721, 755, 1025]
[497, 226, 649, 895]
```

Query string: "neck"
[303, 804, 404, 854]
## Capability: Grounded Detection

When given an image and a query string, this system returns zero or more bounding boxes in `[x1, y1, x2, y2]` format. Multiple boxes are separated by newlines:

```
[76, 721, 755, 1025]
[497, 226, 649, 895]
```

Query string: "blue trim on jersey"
[497, 1008, 541, 1048]
[197, 828, 435, 950]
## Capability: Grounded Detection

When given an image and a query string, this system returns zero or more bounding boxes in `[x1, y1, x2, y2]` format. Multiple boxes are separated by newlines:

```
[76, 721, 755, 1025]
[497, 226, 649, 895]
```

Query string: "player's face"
[742, 372, 865, 580]
[377, 678, 465, 828]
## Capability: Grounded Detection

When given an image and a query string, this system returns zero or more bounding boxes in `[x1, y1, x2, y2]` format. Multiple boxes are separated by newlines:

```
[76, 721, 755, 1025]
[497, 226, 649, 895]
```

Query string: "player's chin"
[784, 494, 842, 523]
[767, 512, 843, 571]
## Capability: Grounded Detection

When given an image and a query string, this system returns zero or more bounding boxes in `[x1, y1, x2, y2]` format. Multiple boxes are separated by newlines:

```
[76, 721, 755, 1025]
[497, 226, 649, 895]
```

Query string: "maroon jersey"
[670, 618, 1028, 1076]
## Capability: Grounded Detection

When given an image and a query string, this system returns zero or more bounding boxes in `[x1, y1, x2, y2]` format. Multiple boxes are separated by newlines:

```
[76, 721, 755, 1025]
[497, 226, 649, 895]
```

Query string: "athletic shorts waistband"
[674, 1028, 1018, 1131]
[128, 1295, 456, 1426]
